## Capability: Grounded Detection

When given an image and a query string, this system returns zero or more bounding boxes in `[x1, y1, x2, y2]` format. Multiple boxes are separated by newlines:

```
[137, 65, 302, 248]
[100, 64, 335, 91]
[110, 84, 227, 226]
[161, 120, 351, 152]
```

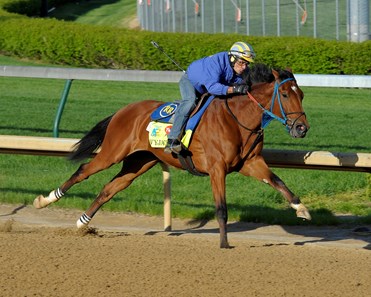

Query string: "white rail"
[1, 135, 370, 173]
[1, 65, 371, 87]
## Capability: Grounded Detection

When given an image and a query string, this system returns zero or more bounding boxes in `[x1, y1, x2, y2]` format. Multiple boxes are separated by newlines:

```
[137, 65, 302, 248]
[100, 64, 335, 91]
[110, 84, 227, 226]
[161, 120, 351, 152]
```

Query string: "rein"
[224, 99, 262, 134]
[224, 95, 264, 160]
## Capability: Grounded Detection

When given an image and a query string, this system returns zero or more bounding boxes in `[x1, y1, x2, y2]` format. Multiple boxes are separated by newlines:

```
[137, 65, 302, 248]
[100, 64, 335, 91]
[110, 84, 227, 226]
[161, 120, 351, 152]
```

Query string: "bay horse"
[34, 64, 311, 248]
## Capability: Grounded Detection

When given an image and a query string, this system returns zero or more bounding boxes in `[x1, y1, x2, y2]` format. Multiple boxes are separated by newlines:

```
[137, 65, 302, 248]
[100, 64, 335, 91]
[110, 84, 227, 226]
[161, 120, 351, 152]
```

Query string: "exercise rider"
[164, 41, 256, 154]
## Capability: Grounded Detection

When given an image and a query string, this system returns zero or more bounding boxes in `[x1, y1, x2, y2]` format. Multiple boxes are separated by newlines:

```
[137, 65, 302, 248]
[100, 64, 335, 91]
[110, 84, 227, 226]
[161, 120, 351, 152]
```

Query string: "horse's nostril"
[296, 125, 307, 135]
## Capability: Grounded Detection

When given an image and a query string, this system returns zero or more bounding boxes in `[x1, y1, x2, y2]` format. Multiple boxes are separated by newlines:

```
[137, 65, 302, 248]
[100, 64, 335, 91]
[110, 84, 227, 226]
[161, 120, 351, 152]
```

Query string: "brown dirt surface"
[0, 203, 370, 297]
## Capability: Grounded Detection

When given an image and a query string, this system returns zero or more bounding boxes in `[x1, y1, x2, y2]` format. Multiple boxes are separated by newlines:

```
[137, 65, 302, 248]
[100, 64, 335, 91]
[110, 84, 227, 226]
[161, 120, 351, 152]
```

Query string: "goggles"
[230, 50, 256, 59]
[235, 59, 250, 67]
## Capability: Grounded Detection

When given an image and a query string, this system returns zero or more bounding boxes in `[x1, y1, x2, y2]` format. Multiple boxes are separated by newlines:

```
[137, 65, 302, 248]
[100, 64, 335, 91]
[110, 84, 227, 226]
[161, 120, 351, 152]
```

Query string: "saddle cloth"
[147, 95, 215, 148]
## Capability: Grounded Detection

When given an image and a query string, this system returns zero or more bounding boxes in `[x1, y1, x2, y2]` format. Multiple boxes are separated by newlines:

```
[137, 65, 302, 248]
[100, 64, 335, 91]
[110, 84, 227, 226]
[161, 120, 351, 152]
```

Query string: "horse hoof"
[296, 205, 312, 221]
[33, 195, 48, 209]
[220, 240, 232, 249]
[76, 218, 89, 229]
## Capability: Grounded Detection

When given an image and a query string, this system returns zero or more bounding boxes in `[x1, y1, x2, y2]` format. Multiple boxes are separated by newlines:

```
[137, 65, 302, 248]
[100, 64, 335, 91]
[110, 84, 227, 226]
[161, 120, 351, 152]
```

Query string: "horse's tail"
[69, 114, 114, 162]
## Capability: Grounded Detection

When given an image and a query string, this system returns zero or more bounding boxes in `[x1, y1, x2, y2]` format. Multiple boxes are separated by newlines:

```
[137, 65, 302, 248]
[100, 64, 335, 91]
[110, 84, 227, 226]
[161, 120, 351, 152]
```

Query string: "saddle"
[147, 93, 214, 149]
[147, 94, 214, 176]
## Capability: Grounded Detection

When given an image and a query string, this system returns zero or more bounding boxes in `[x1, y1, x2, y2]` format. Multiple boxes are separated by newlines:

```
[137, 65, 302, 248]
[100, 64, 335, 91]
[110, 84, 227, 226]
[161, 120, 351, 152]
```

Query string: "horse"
[34, 63, 311, 248]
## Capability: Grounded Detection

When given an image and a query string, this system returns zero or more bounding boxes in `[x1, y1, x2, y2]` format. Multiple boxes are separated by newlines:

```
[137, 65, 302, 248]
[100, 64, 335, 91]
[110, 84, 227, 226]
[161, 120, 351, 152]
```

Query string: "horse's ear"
[286, 67, 293, 73]
[272, 69, 280, 80]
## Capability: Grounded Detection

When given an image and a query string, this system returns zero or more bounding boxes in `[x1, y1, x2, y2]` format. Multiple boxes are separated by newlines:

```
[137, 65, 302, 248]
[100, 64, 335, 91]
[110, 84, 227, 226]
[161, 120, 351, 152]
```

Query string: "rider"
[164, 41, 256, 154]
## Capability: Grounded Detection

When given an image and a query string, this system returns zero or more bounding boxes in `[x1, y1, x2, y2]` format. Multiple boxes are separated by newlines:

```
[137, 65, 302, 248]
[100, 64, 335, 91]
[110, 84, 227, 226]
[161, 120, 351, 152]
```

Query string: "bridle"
[244, 78, 306, 132]
[224, 77, 306, 159]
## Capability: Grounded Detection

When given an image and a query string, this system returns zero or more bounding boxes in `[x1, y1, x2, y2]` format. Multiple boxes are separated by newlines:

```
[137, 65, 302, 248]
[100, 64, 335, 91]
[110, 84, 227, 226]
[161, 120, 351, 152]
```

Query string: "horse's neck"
[219, 96, 259, 136]
[230, 84, 273, 128]
[250, 82, 274, 109]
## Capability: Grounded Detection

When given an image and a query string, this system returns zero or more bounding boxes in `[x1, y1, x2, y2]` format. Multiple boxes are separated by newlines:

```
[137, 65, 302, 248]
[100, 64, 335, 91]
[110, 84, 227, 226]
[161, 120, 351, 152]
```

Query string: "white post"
[160, 163, 172, 231]
[348, 0, 370, 42]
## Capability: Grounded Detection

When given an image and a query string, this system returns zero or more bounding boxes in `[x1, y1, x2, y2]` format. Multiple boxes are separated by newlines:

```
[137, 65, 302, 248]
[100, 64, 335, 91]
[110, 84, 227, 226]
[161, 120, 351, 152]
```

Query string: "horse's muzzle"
[291, 123, 308, 138]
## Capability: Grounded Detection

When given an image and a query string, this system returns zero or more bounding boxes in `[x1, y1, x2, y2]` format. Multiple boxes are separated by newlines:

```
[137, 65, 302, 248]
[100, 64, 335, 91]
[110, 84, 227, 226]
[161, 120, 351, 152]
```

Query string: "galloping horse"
[34, 64, 311, 248]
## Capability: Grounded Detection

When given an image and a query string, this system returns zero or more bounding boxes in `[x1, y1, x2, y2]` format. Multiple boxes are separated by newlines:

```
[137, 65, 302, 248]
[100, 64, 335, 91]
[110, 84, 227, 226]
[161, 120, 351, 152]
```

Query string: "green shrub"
[1, 0, 371, 74]
[2, 0, 39, 16]
[2, 0, 76, 16]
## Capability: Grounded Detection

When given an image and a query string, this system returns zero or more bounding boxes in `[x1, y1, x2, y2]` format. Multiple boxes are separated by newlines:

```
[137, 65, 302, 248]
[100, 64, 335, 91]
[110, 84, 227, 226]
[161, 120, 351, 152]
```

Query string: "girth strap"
[178, 153, 207, 177]
[242, 130, 264, 160]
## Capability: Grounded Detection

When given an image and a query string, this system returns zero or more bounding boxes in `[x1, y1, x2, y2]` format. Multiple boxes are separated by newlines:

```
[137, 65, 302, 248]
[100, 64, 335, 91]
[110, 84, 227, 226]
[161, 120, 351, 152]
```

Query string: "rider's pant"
[168, 73, 198, 140]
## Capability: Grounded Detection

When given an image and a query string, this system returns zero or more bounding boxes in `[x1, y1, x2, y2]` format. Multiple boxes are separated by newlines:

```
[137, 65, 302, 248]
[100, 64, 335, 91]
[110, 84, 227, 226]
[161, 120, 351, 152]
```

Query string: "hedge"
[1, 0, 371, 74]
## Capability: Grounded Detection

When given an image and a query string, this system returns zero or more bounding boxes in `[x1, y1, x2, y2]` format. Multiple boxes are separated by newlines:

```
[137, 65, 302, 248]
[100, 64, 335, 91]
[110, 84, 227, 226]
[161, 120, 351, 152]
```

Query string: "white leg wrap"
[76, 213, 91, 228]
[292, 203, 312, 220]
[290, 203, 301, 210]
[34, 188, 64, 209]
[46, 190, 58, 204]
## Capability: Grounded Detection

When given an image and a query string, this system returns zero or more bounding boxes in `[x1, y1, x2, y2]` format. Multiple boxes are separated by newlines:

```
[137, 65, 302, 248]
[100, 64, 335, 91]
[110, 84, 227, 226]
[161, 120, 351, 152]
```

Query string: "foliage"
[1, 0, 74, 16]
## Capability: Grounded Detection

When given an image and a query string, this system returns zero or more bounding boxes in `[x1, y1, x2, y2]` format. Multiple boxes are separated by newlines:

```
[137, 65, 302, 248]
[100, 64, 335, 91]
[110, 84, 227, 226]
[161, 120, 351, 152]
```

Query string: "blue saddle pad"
[150, 95, 215, 130]
[184, 95, 214, 131]
[150, 102, 179, 123]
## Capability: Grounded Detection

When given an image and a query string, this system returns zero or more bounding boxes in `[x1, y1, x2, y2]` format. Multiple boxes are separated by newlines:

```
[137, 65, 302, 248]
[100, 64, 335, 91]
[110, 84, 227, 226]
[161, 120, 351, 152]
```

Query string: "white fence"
[0, 135, 370, 173]
[2, 65, 370, 137]
[2, 65, 371, 87]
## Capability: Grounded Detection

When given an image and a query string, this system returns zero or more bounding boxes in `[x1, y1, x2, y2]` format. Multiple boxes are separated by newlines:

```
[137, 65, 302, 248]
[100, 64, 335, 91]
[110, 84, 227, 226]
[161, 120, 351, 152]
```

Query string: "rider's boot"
[164, 138, 182, 154]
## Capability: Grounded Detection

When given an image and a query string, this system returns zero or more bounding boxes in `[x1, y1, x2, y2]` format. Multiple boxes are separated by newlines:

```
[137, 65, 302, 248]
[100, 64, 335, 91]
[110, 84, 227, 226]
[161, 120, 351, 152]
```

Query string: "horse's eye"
[282, 92, 288, 98]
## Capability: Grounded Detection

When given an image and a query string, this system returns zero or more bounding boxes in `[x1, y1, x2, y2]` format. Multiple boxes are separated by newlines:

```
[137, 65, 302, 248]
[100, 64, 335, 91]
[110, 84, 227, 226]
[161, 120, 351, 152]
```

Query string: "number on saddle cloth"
[150, 102, 179, 123]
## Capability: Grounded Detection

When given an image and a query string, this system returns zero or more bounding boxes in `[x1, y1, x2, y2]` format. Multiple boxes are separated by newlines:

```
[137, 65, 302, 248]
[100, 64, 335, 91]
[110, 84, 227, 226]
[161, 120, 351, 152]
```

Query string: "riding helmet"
[229, 41, 256, 63]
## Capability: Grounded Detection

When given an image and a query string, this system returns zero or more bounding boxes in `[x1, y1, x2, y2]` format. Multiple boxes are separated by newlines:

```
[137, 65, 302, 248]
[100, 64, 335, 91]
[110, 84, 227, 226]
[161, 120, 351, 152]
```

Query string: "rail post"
[160, 163, 172, 231]
[53, 79, 73, 137]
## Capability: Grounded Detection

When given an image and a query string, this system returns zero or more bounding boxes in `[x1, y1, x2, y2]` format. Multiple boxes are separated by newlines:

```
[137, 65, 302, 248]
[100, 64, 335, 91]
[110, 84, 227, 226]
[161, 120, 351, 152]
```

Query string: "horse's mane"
[244, 63, 295, 86]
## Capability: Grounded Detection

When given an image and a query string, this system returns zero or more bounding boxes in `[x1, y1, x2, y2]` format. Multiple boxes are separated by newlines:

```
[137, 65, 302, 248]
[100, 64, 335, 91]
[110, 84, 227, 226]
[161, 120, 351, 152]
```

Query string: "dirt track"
[0, 203, 370, 297]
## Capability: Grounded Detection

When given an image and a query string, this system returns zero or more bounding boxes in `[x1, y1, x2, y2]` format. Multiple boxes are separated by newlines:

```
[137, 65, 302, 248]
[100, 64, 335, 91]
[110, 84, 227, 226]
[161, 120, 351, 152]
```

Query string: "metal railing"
[137, 0, 370, 41]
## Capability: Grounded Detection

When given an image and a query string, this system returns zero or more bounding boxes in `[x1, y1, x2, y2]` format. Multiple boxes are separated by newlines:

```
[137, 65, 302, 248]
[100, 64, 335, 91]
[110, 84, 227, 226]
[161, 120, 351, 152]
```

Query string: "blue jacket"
[186, 51, 245, 96]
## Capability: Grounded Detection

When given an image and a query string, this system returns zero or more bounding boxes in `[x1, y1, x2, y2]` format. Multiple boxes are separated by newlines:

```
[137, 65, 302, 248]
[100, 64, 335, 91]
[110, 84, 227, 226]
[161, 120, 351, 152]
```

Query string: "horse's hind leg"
[33, 152, 118, 209]
[76, 151, 158, 228]
[240, 156, 311, 220]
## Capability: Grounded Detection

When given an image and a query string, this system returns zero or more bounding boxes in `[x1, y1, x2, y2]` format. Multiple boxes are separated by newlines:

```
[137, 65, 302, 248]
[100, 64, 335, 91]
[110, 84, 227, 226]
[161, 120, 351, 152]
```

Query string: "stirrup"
[164, 139, 182, 154]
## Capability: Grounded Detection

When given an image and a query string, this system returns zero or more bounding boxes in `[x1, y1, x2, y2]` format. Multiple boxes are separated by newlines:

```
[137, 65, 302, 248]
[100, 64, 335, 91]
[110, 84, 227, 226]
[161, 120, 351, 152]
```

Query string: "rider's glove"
[232, 84, 250, 94]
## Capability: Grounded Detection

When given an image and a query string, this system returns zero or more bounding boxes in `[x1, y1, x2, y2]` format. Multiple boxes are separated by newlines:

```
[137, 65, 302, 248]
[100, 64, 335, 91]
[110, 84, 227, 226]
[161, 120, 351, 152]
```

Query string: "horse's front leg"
[240, 156, 311, 221]
[209, 169, 230, 248]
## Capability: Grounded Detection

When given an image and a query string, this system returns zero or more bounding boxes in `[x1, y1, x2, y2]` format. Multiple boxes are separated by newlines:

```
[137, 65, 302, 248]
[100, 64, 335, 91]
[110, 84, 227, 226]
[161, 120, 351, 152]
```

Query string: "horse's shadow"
[1, 190, 370, 250]
[146, 208, 371, 250]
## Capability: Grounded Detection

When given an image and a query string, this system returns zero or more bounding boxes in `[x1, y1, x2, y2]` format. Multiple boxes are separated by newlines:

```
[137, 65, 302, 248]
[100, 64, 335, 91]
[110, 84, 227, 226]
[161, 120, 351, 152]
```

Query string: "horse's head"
[247, 64, 309, 138]
[271, 68, 309, 138]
